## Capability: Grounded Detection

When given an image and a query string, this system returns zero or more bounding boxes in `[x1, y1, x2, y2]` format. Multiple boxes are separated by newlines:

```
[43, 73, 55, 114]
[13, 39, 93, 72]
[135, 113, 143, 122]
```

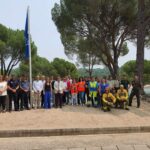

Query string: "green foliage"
[78, 67, 110, 78]
[120, 60, 150, 84]
[51, 0, 137, 78]
[13, 57, 78, 78]
[51, 58, 78, 78]
[0, 23, 37, 75]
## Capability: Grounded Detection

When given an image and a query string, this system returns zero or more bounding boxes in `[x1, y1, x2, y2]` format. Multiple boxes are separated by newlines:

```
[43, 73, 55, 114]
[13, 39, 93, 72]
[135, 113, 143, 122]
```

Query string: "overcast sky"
[0, 0, 149, 68]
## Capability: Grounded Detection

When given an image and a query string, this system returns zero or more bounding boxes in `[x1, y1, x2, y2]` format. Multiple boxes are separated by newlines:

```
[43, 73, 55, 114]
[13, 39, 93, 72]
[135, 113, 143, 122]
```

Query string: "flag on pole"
[24, 6, 33, 106]
[24, 7, 30, 59]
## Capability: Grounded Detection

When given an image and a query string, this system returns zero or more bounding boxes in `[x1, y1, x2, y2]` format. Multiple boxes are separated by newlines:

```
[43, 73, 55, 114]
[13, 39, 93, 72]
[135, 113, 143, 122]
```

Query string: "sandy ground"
[0, 101, 150, 130]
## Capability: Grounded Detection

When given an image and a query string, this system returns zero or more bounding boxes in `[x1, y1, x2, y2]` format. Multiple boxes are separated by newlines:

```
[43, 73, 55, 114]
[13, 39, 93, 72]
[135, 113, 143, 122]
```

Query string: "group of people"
[0, 74, 142, 112]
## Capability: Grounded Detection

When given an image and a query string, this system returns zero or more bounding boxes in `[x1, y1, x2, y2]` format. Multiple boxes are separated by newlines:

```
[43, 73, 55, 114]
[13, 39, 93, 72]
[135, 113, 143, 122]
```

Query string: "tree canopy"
[0, 23, 37, 76]
[13, 57, 78, 78]
[52, 0, 138, 79]
[120, 60, 150, 84]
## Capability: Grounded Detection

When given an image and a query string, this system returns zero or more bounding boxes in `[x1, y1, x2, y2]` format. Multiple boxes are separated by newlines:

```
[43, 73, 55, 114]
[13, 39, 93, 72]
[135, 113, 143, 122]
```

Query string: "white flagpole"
[27, 6, 32, 107]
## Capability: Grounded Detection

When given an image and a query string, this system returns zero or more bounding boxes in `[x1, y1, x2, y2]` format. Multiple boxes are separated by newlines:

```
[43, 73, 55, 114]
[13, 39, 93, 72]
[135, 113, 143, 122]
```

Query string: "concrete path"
[0, 101, 150, 131]
[0, 133, 150, 150]
[0, 101, 150, 137]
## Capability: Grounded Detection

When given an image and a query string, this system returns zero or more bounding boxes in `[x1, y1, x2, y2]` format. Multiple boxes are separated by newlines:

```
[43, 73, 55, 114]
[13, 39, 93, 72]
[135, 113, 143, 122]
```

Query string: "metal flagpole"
[28, 6, 32, 108]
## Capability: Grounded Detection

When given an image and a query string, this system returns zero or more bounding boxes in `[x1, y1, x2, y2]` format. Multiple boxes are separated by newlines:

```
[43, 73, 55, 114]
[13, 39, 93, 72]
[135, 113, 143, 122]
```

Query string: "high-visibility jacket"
[89, 81, 98, 98]
[117, 89, 128, 101]
[71, 83, 78, 94]
[102, 93, 116, 104]
[77, 81, 85, 92]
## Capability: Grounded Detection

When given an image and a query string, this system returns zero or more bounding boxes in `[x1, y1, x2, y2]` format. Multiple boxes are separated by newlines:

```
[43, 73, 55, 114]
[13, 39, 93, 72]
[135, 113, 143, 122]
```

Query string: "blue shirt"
[99, 83, 109, 94]
[20, 80, 29, 91]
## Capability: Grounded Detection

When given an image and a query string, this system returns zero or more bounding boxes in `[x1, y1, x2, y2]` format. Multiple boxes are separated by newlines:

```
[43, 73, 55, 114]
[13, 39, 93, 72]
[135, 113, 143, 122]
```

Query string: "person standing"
[98, 78, 109, 107]
[63, 76, 71, 105]
[33, 75, 43, 109]
[70, 79, 78, 105]
[44, 77, 52, 109]
[77, 77, 85, 105]
[88, 77, 99, 107]
[129, 75, 142, 108]
[120, 75, 130, 91]
[40, 75, 45, 108]
[4, 75, 10, 111]
[20, 75, 30, 110]
[85, 77, 90, 105]
[51, 76, 55, 107]
[54, 76, 64, 108]
[7, 75, 19, 112]
[0, 75, 7, 112]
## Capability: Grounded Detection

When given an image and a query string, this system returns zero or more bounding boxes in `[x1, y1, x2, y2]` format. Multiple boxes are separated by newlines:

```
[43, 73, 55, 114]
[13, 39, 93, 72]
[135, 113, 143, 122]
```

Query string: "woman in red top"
[77, 77, 85, 105]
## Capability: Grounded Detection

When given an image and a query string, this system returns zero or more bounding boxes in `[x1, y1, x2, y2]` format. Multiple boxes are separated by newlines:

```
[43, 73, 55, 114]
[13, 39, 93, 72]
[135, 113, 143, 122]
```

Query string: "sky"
[0, 0, 149, 68]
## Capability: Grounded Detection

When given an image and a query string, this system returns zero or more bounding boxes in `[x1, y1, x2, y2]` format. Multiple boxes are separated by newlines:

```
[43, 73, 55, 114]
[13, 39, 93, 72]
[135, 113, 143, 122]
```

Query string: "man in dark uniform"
[120, 75, 130, 91]
[129, 75, 142, 108]
[7, 75, 19, 111]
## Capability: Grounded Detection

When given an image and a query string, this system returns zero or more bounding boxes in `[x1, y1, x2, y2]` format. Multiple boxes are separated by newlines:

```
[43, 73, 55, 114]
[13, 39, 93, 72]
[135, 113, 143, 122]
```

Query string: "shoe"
[107, 107, 111, 111]
[125, 108, 130, 110]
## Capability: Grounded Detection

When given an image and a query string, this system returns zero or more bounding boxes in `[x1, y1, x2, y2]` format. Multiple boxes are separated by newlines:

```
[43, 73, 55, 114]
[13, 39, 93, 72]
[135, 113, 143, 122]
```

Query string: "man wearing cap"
[102, 87, 116, 111]
[116, 85, 129, 110]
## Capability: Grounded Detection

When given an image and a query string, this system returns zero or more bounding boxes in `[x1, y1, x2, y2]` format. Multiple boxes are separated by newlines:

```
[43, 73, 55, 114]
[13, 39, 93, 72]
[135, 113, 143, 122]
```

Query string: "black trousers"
[8, 92, 18, 111]
[17, 91, 23, 110]
[21, 92, 29, 109]
[41, 90, 44, 108]
[55, 93, 63, 108]
[0, 96, 6, 111]
[129, 90, 140, 107]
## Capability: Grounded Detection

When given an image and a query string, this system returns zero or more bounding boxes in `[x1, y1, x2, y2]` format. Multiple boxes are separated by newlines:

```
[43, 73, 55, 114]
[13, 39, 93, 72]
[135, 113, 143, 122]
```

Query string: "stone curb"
[0, 126, 150, 138]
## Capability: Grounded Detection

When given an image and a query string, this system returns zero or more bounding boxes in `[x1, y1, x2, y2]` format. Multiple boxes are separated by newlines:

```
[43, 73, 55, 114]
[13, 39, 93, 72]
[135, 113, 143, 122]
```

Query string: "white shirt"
[41, 80, 46, 91]
[63, 81, 68, 92]
[33, 80, 43, 93]
[0, 81, 7, 96]
[54, 81, 64, 94]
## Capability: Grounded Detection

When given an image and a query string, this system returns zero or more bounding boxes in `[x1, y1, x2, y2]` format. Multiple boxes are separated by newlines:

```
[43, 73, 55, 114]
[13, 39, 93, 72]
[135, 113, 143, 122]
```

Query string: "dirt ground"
[0, 100, 150, 130]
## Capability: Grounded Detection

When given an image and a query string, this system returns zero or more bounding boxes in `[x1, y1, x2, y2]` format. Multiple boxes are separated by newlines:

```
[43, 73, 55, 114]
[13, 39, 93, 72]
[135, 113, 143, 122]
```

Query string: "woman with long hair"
[44, 77, 52, 109]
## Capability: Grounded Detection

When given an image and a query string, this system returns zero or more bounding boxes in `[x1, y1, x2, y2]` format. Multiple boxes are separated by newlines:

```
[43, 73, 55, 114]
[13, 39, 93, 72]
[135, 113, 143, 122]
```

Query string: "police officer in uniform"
[7, 75, 19, 111]
[129, 75, 142, 108]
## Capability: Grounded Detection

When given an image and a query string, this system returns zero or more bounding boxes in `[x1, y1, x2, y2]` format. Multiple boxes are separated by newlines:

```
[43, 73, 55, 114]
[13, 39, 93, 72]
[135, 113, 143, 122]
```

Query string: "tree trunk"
[107, 63, 116, 79]
[135, 0, 145, 84]
[113, 51, 119, 79]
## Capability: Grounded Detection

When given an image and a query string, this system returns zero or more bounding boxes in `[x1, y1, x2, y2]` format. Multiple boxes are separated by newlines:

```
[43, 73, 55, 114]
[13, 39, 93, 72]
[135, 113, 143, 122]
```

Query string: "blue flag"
[24, 8, 30, 59]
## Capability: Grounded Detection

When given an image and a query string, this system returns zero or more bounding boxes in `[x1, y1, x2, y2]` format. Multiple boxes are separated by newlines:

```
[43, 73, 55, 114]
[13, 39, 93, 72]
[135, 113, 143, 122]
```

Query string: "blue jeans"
[44, 91, 51, 109]
[78, 92, 85, 104]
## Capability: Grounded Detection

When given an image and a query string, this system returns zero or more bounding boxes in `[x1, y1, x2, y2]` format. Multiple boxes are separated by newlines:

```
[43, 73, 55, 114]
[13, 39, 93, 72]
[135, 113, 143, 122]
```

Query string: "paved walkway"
[0, 101, 150, 131]
[0, 133, 150, 150]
